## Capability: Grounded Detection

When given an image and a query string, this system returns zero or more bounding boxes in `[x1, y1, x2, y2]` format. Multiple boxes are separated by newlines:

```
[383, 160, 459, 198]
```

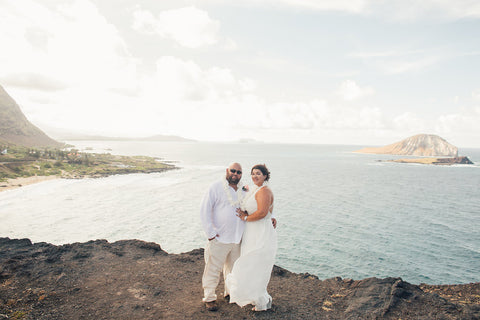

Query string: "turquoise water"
[1, 141, 479, 285]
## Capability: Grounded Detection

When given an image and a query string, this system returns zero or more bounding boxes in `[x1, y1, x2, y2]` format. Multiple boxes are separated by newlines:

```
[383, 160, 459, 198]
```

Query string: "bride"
[225, 164, 277, 311]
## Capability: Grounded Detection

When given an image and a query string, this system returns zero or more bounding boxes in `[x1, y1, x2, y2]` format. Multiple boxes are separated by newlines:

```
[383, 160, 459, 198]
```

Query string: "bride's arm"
[241, 188, 273, 222]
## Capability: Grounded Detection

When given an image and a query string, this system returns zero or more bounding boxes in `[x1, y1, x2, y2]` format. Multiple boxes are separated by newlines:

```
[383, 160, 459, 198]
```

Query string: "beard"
[226, 174, 240, 185]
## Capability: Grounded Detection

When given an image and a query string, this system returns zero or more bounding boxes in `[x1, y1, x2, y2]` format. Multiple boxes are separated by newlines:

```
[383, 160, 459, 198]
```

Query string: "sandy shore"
[0, 175, 60, 192]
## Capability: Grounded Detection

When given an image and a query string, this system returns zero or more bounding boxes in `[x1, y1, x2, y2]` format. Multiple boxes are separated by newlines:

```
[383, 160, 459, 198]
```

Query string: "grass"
[0, 144, 175, 182]
[392, 158, 439, 165]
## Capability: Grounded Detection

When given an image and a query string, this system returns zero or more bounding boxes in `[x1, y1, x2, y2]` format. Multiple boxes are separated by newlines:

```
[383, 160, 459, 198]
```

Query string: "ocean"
[1, 141, 479, 285]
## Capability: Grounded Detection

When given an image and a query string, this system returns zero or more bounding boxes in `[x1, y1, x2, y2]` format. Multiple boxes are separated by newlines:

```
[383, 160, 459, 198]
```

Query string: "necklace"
[223, 179, 245, 207]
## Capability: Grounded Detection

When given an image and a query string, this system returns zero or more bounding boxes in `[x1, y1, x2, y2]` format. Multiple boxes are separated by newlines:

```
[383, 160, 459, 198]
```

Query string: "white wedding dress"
[226, 185, 277, 311]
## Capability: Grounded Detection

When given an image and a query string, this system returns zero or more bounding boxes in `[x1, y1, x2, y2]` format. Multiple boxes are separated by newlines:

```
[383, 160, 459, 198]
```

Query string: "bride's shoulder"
[258, 185, 273, 195]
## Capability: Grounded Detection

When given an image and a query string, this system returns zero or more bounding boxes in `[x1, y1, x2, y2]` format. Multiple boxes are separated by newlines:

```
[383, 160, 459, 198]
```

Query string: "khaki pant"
[202, 239, 241, 302]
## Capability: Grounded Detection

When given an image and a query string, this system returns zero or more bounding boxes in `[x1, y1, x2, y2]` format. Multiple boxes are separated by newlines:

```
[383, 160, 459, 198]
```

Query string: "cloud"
[379, 56, 442, 74]
[350, 48, 471, 76]
[2, 0, 478, 147]
[392, 112, 425, 131]
[472, 89, 480, 101]
[0, 0, 141, 136]
[241, 52, 310, 74]
[276, 0, 368, 13]
[212, 0, 480, 19]
[0, 73, 68, 91]
[132, 56, 386, 140]
[234, 97, 386, 133]
[348, 49, 425, 59]
[349, 47, 444, 75]
[336, 80, 374, 101]
[149, 56, 255, 102]
[132, 6, 226, 48]
[0, 0, 137, 92]
[435, 107, 480, 134]
[380, 0, 480, 20]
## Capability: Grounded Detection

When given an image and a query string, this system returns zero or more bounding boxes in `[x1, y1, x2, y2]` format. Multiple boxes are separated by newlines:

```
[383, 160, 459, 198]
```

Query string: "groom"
[200, 162, 246, 311]
[200, 162, 277, 311]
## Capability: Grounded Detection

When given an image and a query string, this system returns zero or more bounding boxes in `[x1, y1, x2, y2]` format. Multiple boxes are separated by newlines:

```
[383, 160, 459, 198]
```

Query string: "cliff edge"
[1, 238, 479, 319]
[355, 134, 458, 157]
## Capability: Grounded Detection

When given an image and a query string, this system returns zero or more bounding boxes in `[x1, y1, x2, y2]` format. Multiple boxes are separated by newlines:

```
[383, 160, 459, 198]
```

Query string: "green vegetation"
[0, 144, 175, 182]
[11, 310, 28, 320]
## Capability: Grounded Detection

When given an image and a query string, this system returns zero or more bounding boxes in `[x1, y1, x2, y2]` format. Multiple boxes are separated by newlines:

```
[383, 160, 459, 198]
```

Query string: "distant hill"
[0, 85, 62, 148]
[133, 134, 195, 142]
[354, 134, 458, 157]
[53, 133, 196, 142]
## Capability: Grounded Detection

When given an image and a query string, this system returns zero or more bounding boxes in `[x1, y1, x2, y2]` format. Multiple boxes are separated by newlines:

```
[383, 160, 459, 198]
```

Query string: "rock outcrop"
[0, 85, 62, 148]
[1, 237, 479, 319]
[355, 134, 458, 156]
[383, 156, 474, 165]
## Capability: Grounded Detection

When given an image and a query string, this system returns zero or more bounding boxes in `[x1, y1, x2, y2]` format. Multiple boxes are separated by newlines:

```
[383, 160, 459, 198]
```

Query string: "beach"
[0, 176, 60, 192]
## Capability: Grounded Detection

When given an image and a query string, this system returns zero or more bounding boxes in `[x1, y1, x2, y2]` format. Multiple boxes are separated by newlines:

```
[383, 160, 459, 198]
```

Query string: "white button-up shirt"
[200, 179, 247, 244]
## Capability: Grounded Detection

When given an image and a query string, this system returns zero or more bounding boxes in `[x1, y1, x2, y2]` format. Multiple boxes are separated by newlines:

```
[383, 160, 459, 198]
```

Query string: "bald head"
[226, 162, 242, 185]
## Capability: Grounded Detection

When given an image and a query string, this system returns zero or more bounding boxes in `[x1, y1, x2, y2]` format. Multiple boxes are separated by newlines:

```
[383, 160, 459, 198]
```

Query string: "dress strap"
[252, 185, 266, 195]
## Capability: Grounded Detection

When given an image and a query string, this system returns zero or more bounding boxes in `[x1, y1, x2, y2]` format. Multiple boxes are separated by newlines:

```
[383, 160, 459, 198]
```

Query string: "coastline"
[0, 147, 177, 192]
[0, 154, 177, 192]
[1, 237, 479, 319]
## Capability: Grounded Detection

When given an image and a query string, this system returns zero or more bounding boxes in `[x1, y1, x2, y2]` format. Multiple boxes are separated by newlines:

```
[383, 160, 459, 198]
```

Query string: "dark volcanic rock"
[0, 237, 479, 319]
[384, 156, 475, 166]
[433, 156, 474, 165]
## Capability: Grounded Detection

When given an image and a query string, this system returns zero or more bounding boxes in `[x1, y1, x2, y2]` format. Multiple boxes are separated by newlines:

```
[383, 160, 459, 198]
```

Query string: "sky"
[1, 0, 480, 147]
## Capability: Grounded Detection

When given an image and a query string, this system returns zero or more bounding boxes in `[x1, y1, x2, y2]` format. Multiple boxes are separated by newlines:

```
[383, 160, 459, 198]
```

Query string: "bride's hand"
[236, 208, 247, 219]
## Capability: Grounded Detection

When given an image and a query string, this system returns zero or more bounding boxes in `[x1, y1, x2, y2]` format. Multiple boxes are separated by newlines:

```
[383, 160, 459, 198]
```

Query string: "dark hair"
[251, 164, 270, 181]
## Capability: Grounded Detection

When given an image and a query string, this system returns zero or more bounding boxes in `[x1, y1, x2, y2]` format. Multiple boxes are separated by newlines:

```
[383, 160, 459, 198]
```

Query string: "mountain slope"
[0, 85, 62, 147]
[355, 134, 458, 157]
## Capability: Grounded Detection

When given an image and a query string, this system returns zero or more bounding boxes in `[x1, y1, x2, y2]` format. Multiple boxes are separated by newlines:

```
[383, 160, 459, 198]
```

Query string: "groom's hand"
[271, 218, 277, 229]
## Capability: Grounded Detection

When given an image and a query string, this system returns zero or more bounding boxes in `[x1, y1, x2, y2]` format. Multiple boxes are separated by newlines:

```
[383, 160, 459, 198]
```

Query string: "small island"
[355, 134, 475, 166]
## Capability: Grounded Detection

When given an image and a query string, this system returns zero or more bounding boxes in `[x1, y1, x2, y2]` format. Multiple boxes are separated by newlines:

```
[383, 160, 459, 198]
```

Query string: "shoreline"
[0, 175, 60, 192]
[0, 163, 177, 192]
[1, 147, 177, 192]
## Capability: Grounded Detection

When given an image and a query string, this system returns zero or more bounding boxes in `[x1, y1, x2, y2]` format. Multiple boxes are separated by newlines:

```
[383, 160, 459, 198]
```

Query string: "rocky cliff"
[0, 85, 62, 148]
[355, 134, 458, 157]
[0, 238, 479, 319]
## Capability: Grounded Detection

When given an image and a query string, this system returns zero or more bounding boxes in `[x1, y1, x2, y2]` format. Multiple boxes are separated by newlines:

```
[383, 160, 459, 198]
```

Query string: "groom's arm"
[200, 186, 218, 240]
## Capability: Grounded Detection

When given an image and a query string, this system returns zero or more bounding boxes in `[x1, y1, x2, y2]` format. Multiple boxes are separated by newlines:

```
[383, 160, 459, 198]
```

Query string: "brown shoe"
[205, 300, 218, 311]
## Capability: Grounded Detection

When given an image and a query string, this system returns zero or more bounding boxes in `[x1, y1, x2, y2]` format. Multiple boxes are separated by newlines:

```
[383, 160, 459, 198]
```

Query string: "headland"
[1, 238, 479, 319]
[0, 145, 176, 192]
